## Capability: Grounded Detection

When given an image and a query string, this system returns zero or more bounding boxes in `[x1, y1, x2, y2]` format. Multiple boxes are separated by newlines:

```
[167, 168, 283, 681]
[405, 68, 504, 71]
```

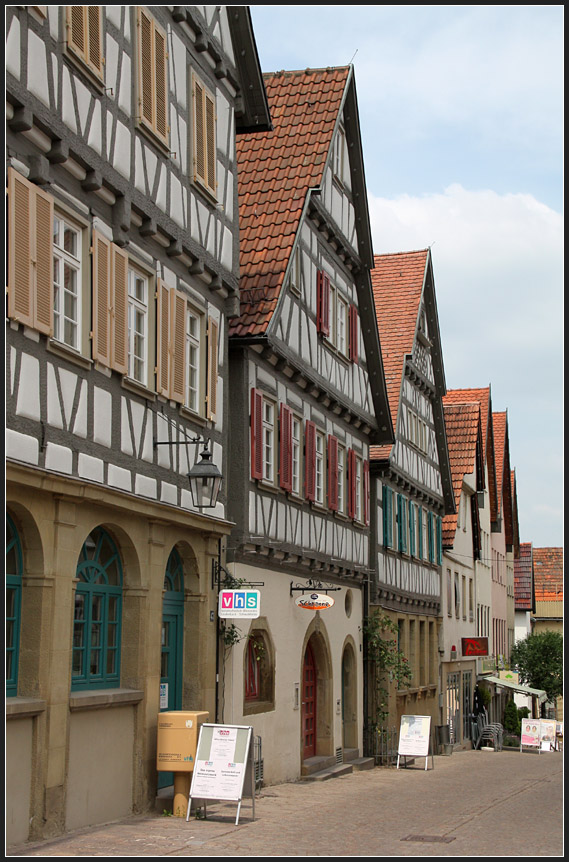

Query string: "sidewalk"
[7, 749, 563, 857]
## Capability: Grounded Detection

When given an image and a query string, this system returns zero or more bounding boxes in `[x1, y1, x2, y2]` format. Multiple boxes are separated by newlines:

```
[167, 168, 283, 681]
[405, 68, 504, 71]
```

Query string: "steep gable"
[231, 67, 350, 339]
[493, 410, 514, 545]
[533, 547, 564, 602]
[442, 401, 483, 546]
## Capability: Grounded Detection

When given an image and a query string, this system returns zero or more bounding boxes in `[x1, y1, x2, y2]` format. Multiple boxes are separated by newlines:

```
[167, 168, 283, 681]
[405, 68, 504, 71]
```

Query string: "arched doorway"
[159, 547, 184, 789]
[341, 642, 358, 750]
[302, 641, 317, 759]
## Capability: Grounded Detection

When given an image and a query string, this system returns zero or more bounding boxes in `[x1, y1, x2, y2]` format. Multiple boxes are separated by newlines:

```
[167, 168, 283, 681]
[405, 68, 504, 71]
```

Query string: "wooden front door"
[302, 641, 317, 759]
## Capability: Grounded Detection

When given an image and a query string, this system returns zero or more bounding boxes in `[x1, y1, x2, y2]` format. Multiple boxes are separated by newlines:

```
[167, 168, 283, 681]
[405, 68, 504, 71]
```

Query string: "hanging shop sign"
[218, 589, 260, 619]
[295, 592, 335, 611]
[461, 637, 489, 657]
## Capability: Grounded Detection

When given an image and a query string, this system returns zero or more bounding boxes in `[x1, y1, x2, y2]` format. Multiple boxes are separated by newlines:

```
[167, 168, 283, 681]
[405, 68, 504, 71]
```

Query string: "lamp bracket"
[212, 560, 264, 591]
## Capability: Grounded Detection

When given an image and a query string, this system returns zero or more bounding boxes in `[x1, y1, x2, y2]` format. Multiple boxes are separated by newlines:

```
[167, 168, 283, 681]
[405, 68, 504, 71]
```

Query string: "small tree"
[364, 610, 412, 726]
[503, 699, 520, 735]
[509, 630, 563, 704]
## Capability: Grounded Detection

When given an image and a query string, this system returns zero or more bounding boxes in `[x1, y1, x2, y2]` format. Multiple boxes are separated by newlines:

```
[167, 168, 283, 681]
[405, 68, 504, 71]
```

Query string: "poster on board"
[398, 715, 431, 758]
[520, 719, 541, 748]
[188, 723, 254, 825]
[539, 720, 557, 751]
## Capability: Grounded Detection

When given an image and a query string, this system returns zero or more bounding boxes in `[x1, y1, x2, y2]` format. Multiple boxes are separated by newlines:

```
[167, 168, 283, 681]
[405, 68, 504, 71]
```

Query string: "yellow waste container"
[157, 711, 209, 817]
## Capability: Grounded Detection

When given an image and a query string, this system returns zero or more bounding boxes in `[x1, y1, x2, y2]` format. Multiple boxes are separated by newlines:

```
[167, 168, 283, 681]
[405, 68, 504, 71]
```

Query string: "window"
[127, 266, 148, 384]
[250, 390, 276, 484]
[333, 126, 346, 184]
[409, 500, 416, 556]
[243, 624, 275, 714]
[447, 569, 452, 617]
[136, 6, 168, 146]
[348, 450, 368, 523]
[6, 514, 23, 696]
[335, 293, 348, 357]
[383, 485, 394, 548]
[337, 445, 346, 515]
[454, 572, 460, 619]
[191, 71, 216, 197]
[72, 528, 122, 691]
[65, 6, 104, 82]
[185, 307, 201, 413]
[291, 415, 302, 496]
[315, 430, 325, 506]
[53, 213, 82, 350]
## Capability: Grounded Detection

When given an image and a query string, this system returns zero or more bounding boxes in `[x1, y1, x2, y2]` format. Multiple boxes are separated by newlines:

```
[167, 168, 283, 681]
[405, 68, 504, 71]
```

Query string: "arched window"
[72, 528, 122, 690]
[6, 514, 23, 696]
[243, 623, 275, 714]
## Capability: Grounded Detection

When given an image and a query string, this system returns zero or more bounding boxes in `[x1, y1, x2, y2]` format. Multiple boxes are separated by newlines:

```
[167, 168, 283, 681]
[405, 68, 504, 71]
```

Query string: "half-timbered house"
[368, 249, 455, 735]
[224, 66, 393, 784]
[440, 400, 484, 748]
[5, 5, 270, 844]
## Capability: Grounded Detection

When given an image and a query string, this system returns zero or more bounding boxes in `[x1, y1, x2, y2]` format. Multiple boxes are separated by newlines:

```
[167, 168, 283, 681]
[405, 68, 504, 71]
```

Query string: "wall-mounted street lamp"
[153, 434, 222, 509]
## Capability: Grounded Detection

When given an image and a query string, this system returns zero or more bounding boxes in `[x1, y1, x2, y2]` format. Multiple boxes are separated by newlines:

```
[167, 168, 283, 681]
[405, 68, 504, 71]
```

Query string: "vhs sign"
[218, 589, 260, 619]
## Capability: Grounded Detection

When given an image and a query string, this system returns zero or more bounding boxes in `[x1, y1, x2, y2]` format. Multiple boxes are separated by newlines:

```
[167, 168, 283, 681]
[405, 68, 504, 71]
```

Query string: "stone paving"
[7, 749, 563, 857]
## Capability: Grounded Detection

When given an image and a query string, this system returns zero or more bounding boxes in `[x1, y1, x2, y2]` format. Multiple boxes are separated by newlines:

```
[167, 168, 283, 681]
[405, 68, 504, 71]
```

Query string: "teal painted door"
[158, 609, 183, 789]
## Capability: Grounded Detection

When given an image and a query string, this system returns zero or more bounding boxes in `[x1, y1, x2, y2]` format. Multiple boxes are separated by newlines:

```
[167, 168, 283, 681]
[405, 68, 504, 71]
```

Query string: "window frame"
[65, 6, 105, 85]
[314, 429, 326, 507]
[52, 211, 83, 352]
[291, 414, 303, 497]
[72, 528, 123, 692]
[127, 264, 149, 386]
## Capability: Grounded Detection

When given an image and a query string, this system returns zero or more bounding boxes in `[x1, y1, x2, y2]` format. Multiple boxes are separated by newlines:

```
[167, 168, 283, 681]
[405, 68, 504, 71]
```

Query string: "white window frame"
[315, 430, 325, 506]
[291, 414, 302, 497]
[354, 455, 363, 522]
[337, 445, 346, 515]
[262, 399, 276, 484]
[127, 266, 148, 384]
[53, 212, 82, 351]
[185, 304, 203, 413]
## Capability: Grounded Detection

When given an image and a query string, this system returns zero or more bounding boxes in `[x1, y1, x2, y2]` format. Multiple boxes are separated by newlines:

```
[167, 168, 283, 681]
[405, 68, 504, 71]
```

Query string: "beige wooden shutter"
[153, 22, 168, 143]
[33, 186, 54, 335]
[67, 6, 86, 58]
[205, 91, 216, 194]
[137, 6, 154, 129]
[111, 244, 128, 375]
[193, 77, 206, 186]
[8, 168, 34, 328]
[170, 289, 186, 403]
[86, 6, 104, 79]
[206, 316, 218, 422]
[91, 230, 112, 366]
[155, 279, 171, 397]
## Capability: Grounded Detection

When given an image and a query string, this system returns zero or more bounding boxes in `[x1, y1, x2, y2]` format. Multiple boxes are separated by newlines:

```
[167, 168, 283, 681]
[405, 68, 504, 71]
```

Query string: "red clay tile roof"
[369, 249, 429, 460]
[441, 402, 481, 545]
[230, 67, 351, 339]
[443, 387, 491, 460]
[492, 411, 507, 515]
[533, 547, 564, 602]
[514, 541, 533, 610]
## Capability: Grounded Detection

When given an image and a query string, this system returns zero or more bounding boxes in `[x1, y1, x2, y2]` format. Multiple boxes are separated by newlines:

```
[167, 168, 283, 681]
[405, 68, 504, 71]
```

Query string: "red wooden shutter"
[349, 304, 359, 363]
[279, 403, 293, 491]
[347, 448, 356, 519]
[363, 460, 370, 525]
[317, 270, 330, 336]
[328, 435, 339, 511]
[305, 420, 316, 501]
[250, 388, 263, 480]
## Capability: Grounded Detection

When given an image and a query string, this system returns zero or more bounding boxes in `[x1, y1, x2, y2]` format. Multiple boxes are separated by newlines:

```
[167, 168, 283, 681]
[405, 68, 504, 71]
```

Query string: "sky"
[249, 4, 564, 550]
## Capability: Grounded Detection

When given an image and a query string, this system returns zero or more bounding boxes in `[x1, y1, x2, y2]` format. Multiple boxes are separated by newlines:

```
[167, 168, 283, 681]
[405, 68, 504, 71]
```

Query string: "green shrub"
[503, 699, 521, 735]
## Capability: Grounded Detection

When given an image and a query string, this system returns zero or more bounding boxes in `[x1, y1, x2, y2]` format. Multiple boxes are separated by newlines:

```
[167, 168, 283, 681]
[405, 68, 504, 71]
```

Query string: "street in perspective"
[7, 749, 563, 857]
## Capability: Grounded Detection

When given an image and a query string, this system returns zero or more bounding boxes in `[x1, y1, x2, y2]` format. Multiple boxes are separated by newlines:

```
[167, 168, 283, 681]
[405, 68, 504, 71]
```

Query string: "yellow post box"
[157, 711, 209, 817]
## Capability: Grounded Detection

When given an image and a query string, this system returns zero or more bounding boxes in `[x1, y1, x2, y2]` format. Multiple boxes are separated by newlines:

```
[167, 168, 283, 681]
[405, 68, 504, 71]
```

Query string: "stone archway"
[300, 617, 333, 761]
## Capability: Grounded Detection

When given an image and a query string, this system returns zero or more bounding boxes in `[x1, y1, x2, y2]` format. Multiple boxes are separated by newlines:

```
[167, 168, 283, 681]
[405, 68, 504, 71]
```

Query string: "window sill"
[69, 687, 144, 712]
[121, 376, 156, 402]
[243, 699, 275, 717]
[179, 405, 208, 426]
[47, 338, 93, 371]
[6, 696, 47, 720]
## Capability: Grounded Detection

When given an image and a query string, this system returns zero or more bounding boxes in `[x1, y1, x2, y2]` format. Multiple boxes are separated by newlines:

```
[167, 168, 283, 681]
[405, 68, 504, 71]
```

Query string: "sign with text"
[398, 714, 431, 758]
[521, 719, 541, 748]
[189, 724, 252, 801]
[461, 637, 489, 657]
[218, 589, 260, 619]
[295, 592, 334, 611]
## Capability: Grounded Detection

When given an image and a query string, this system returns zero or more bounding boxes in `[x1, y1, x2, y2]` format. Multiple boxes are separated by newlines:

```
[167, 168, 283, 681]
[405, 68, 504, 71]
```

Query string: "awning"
[481, 675, 548, 704]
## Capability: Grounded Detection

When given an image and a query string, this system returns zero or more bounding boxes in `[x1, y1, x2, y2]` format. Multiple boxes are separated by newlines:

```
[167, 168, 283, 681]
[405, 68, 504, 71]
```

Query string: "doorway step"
[343, 747, 375, 771]
[301, 754, 353, 781]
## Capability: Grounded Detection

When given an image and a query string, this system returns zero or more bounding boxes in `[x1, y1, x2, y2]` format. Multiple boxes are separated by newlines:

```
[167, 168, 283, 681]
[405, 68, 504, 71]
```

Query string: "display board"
[186, 724, 254, 824]
[397, 715, 433, 770]
[520, 718, 560, 753]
